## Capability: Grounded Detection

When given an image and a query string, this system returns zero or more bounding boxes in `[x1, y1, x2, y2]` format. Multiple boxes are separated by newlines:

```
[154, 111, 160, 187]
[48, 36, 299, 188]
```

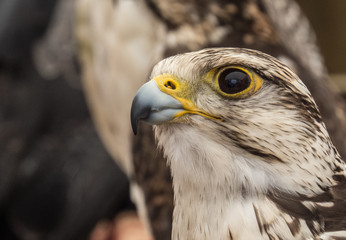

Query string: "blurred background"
[0, 0, 345, 240]
[298, 0, 346, 91]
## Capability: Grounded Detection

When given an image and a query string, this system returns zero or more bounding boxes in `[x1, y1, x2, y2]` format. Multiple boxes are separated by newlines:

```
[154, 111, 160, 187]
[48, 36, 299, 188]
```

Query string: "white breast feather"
[155, 124, 321, 239]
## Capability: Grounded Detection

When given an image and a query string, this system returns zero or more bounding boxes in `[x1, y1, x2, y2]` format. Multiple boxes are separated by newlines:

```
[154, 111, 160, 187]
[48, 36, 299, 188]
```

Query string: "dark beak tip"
[132, 122, 138, 135]
[130, 99, 138, 135]
[131, 97, 151, 136]
[130, 112, 138, 135]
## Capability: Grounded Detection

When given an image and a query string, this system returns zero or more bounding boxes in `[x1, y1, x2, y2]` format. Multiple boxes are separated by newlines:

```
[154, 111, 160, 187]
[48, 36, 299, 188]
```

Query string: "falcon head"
[131, 47, 343, 197]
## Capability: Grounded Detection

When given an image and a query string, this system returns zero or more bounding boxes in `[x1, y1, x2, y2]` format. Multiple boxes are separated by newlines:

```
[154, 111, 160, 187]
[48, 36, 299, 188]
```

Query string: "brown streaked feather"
[229, 230, 234, 240]
[319, 176, 346, 232]
[268, 174, 346, 233]
[253, 204, 265, 234]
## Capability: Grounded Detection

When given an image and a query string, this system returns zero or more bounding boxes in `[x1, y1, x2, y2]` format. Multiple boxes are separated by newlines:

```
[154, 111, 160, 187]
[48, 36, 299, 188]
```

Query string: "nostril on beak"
[164, 80, 176, 90]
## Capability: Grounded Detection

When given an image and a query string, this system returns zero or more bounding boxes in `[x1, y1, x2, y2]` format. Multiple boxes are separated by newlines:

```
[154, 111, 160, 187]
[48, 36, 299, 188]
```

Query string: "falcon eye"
[207, 66, 263, 98]
[218, 68, 251, 95]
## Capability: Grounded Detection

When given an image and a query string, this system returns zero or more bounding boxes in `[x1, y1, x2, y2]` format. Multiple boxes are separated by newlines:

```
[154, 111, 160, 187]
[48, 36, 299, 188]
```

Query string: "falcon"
[131, 48, 346, 240]
[77, 1, 346, 238]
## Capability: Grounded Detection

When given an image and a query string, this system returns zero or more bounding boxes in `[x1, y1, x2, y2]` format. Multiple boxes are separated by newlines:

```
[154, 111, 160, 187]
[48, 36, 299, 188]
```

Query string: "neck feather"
[154, 123, 341, 239]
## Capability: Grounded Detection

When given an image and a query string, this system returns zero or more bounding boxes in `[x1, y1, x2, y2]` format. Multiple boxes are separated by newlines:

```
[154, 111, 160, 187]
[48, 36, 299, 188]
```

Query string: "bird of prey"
[76, 0, 346, 238]
[131, 48, 346, 240]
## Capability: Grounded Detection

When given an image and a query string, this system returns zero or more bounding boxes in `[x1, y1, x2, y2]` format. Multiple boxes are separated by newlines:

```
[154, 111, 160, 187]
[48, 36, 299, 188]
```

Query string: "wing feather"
[268, 174, 346, 233]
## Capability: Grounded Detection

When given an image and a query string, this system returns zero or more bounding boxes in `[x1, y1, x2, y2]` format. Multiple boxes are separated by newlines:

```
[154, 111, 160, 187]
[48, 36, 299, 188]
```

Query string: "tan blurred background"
[298, 0, 346, 91]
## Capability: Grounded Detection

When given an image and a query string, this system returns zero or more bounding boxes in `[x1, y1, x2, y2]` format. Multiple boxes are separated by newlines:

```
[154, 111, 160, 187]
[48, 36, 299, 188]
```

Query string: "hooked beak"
[130, 80, 184, 135]
[131, 76, 221, 135]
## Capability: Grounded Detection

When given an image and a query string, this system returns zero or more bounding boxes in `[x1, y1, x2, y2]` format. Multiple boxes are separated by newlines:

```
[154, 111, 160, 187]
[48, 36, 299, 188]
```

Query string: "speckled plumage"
[77, 0, 346, 239]
[132, 48, 346, 239]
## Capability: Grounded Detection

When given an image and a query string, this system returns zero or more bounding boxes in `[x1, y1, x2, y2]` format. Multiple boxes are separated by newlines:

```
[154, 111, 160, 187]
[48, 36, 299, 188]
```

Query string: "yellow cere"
[204, 66, 263, 98]
[154, 74, 189, 98]
[153, 74, 222, 121]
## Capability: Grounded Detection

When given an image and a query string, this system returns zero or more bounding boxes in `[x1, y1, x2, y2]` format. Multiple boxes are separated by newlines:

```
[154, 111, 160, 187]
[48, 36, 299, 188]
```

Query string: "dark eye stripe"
[218, 69, 251, 94]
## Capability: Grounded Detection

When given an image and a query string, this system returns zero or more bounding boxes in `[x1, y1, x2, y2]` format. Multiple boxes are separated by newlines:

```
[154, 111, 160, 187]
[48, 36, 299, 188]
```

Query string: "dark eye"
[218, 68, 251, 94]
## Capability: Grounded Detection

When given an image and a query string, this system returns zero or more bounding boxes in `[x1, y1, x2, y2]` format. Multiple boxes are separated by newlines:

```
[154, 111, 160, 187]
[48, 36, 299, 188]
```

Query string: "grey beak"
[130, 80, 184, 135]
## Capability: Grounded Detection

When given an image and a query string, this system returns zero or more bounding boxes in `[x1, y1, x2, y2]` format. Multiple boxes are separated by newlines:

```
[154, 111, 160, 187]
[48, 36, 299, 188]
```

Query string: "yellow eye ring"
[207, 66, 263, 98]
